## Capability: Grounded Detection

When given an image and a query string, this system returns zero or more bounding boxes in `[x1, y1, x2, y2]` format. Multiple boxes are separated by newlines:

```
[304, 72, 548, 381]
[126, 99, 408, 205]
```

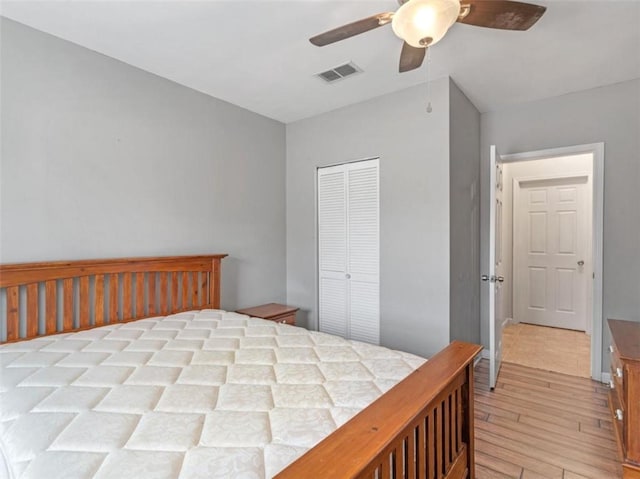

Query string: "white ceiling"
[2, 1, 639, 123]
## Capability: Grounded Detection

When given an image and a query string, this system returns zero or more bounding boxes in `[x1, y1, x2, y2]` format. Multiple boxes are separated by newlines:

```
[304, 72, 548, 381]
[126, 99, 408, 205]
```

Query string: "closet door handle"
[345, 273, 351, 279]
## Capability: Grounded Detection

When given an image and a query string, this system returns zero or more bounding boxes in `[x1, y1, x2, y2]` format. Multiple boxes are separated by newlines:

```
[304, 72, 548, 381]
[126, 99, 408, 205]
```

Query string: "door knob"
[497, 276, 504, 283]
[577, 260, 585, 266]
[482, 275, 499, 283]
[345, 273, 351, 279]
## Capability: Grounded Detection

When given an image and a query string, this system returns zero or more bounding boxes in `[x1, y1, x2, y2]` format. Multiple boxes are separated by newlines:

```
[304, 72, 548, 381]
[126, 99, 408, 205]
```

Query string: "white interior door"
[486, 145, 504, 390]
[318, 159, 379, 344]
[514, 176, 590, 331]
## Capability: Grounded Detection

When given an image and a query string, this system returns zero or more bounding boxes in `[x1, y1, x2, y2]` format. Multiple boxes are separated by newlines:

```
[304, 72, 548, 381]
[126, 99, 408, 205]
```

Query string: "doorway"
[497, 144, 603, 380]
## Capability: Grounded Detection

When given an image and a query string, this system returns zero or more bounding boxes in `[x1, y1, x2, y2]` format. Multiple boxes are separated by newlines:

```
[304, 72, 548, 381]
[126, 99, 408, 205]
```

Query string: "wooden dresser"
[608, 319, 640, 479]
[236, 303, 298, 325]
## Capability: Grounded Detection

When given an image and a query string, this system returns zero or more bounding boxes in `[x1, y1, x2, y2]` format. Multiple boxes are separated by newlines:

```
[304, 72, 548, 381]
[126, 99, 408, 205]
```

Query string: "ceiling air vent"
[316, 62, 362, 83]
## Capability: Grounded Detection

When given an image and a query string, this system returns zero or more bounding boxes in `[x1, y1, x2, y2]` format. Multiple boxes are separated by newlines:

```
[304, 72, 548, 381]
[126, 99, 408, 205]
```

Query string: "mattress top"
[0, 310, 425, 479]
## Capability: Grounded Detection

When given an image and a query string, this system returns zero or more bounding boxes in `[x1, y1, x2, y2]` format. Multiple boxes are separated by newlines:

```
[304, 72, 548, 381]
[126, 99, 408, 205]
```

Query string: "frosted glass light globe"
[392, 0, 461, 48]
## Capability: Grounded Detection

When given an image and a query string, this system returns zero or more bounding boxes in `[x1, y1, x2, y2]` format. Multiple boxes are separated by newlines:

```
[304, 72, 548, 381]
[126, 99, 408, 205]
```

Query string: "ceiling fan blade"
[399, 42, 426, 73]
[457, 0, 546, 30]
[310, 12, 394, 46]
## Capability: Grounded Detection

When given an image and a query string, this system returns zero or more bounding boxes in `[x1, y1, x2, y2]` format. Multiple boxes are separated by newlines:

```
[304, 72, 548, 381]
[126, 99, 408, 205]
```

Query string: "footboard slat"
[427, 411, 435, 479]
[275, 341, 481, 479]
[418, 420, 426, 479]
[407, 425, 416, 479]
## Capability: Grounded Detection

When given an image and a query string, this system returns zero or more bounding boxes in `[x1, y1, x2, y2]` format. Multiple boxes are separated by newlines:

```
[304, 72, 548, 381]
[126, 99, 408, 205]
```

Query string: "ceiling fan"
[310, 0, 546, 73]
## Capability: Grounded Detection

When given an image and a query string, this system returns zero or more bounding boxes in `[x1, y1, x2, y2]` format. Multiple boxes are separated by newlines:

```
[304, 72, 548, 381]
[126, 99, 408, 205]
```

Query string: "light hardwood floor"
[502, 323, 591, 378]
[474, 360, 620, 479]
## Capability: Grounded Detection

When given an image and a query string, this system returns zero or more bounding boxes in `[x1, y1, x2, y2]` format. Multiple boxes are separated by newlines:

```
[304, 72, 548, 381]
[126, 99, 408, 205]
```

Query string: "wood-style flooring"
[502, 323, 591, 378]
[474, 360, 620, 479]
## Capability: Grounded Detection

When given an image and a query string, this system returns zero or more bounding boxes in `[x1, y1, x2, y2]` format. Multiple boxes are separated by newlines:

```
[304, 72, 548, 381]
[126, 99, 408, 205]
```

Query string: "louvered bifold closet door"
[318, 166, 348, 338]
[347, 160, 380, 344]
[317, 159, 379, 344]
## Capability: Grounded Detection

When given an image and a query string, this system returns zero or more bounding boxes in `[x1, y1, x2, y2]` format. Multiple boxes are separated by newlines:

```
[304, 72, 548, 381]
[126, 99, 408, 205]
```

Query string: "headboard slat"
[95, 275, 105, 326]
[45, 281, 57, 334]
[122, 272, 132, 320]
[200, 273, 209, 308]
[6, 286, 19, 341]
[211, 260, 221, 308]
[160, 272, 168, 315]
[26, 284, 39, 338]
[148, 273, 157, 315]
[109, 274, 119, 323]
[171, 272, 179, 311]
[0, 255, 227, 343]
[79, 276, 90, 329]
[135, 273, 144, 318]
[191, 272, 199, 309]
[63, 278, 74, 330]
[182, 272, 189, 309]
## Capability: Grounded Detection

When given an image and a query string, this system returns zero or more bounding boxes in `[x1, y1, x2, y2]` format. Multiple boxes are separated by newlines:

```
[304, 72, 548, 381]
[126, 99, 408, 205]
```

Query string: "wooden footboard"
[275, 341, 482, 479]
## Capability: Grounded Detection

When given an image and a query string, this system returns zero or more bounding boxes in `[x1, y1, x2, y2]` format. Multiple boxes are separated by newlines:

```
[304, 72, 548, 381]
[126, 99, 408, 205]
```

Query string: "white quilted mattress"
[0, 310, 426, 479]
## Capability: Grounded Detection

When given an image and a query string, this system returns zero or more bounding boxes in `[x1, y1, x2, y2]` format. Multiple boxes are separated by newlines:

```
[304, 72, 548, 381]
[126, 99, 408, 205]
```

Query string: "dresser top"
[608, 318, 640, 362]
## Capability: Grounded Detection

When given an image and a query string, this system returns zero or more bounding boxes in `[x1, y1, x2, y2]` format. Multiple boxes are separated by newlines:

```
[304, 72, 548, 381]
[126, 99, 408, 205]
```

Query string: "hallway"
[502, 322, 591, 378]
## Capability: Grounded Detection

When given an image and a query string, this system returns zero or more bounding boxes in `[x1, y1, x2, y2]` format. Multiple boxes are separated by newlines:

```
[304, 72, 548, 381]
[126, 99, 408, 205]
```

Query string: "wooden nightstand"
[236, 303, 299, 325]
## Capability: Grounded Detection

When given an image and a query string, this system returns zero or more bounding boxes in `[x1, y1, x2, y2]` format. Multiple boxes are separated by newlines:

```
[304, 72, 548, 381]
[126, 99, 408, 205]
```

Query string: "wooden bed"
[0, 254, 481, 479]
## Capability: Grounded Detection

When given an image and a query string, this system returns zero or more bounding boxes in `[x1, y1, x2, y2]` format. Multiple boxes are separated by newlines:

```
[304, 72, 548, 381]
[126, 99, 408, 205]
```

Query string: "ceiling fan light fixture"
[391, 0, 461, 48]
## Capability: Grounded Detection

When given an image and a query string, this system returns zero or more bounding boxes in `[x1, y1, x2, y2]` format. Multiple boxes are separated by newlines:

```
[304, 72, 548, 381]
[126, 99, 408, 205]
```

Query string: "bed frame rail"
[275, 341, 482, 479]
[0, 254, 227, 342]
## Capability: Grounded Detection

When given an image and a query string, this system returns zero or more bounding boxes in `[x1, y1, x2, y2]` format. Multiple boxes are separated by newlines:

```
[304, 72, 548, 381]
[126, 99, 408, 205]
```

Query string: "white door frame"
[501, 143, 604, 381]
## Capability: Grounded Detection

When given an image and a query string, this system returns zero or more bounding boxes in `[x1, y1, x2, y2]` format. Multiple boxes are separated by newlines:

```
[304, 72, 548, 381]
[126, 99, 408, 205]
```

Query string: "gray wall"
[480, 79, 640, 372]
[449, 79, 481, 345]
[0, 18, 287, 310]
[286, 79, 451, 358]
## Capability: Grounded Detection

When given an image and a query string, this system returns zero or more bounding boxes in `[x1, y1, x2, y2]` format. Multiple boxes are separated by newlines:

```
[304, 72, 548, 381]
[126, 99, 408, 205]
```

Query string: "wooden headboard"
[0, 254, 227, 343]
